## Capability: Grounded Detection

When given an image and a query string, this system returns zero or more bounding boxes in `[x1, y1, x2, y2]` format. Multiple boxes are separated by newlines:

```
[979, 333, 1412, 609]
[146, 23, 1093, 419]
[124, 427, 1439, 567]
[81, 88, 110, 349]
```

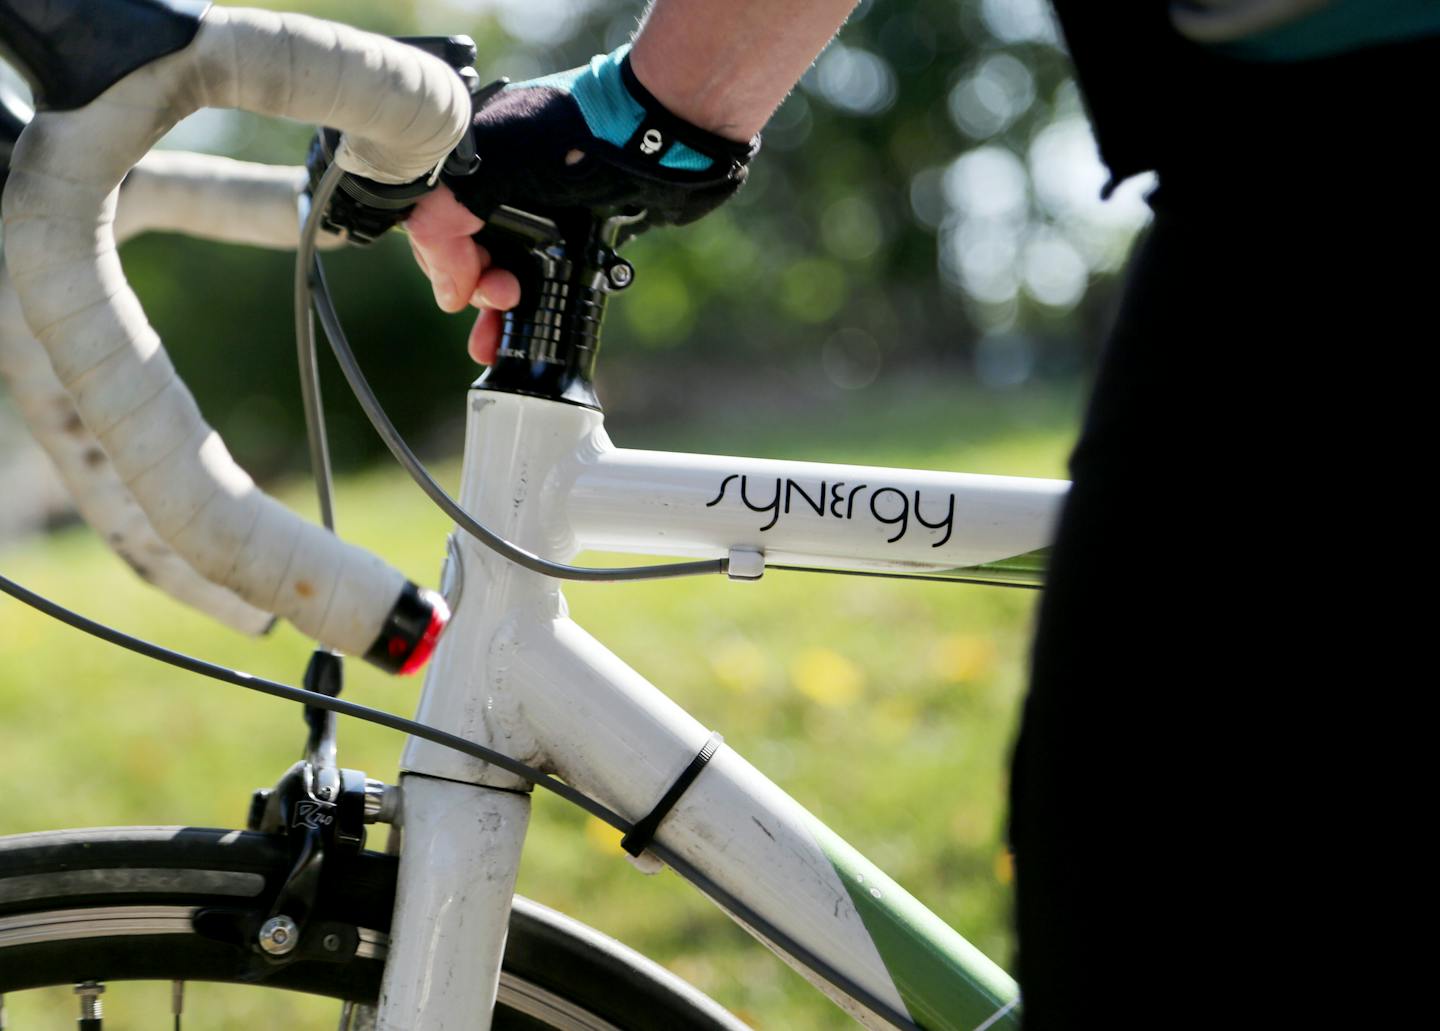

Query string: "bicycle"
[0, 3, 1067, 1027]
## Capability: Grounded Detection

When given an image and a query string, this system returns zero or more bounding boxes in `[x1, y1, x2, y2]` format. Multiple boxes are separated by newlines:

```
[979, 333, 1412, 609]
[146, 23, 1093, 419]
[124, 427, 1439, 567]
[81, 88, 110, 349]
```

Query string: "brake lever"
[303, 38, 500, 246]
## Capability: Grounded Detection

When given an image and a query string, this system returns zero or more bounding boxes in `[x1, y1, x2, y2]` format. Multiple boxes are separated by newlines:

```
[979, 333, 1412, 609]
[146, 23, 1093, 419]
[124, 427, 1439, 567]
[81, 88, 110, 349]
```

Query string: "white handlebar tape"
[1, 7, 464, 666]
[1, 152, 341, 638]
[115, 151, 346, 252]
[0, 262, 274, 636]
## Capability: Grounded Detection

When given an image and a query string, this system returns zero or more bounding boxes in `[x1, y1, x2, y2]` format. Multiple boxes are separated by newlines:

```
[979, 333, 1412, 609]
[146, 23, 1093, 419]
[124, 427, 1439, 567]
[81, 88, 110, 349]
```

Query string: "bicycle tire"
[0, 827, 748, 1030]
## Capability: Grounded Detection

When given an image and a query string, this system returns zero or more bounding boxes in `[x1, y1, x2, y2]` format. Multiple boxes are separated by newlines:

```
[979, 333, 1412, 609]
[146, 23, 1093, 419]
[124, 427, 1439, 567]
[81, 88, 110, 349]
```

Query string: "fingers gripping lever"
[1, 2, 466, 671]
[305, 36, 491, 246]
[433, 42, 755, 408]
[471, 205, 638, 410]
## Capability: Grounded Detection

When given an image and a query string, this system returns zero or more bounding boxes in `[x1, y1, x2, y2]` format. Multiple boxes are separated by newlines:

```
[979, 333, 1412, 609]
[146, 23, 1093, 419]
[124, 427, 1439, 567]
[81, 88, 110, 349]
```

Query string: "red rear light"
[399, 592, 450, 675]
[363, 583, 450, 675]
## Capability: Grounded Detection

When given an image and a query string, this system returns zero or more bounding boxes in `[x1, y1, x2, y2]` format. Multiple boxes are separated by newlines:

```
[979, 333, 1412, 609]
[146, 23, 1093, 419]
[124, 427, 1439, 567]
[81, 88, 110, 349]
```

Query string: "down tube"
[508, 616, 1021, 1030]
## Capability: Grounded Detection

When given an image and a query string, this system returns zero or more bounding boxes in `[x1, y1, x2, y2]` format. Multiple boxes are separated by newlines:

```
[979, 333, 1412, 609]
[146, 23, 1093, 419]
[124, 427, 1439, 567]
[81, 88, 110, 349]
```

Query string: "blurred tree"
[95, 0, 1154, 474]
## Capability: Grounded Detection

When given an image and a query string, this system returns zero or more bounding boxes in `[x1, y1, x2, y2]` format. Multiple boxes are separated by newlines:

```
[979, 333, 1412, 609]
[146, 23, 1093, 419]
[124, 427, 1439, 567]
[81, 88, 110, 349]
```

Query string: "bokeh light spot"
[808, 44, 899, 117]
[822, 328, 883, 390]
[820, 195, 884, 260]
[949, 53, 1035, 139]
[1022, 230, 1089, 309]
[779, 259, 848, 323]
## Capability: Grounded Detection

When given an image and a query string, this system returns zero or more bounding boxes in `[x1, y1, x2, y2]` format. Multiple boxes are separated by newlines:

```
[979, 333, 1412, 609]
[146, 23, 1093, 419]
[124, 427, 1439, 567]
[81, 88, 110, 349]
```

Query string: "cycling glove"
[445, 45, 758, 229]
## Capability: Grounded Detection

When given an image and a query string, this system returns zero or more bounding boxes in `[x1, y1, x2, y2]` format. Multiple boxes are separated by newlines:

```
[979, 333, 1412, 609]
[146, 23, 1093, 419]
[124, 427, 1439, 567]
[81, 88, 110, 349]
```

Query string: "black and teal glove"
[445, 45, 758, 229]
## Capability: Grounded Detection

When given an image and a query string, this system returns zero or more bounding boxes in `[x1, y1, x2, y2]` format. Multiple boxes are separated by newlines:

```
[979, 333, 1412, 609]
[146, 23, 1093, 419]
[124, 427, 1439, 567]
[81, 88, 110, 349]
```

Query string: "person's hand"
[406, 44, 756, 365]
[444, 44, 758, 232]
[405, 185, 521, 365]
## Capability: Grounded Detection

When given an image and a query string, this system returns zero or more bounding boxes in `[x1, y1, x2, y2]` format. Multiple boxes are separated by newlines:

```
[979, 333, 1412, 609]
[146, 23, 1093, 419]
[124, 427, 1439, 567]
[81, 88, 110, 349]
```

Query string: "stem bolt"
[258, 915, 300, 956]
[323, 933, 342, 952]
[606, 260, 634, 290]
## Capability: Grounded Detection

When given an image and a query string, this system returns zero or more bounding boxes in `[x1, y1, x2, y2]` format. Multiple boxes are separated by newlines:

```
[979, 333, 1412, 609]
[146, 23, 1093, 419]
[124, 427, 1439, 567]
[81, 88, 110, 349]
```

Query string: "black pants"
[1009, 185, 1427, 1027]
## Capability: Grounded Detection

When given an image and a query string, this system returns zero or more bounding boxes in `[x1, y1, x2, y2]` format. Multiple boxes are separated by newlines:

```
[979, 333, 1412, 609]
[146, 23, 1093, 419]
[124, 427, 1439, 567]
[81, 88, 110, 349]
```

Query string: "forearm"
[629, 0, 859, 142]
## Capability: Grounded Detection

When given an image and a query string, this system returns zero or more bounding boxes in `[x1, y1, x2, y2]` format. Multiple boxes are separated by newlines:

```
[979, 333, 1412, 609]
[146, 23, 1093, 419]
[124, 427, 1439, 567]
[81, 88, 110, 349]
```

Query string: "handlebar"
[1, 4, 468, 669]
[0, 150, 353, 636]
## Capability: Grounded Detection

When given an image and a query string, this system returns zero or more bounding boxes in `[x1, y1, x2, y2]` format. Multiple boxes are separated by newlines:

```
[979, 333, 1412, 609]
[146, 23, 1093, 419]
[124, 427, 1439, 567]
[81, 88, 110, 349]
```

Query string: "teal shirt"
[1203, 0, 1440, 61]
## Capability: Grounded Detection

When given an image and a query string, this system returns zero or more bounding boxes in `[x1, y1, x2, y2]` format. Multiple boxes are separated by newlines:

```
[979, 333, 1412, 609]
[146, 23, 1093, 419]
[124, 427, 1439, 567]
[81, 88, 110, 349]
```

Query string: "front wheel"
[0, 827, 746, 1030]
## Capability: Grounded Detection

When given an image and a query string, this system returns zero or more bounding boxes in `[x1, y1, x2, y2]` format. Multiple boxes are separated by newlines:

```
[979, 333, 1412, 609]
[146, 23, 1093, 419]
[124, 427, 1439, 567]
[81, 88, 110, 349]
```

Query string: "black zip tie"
[621, 731, 723, 857]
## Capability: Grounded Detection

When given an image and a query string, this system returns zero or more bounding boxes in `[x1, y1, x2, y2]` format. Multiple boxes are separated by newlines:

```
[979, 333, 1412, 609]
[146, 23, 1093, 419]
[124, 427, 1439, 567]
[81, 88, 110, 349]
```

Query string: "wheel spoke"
[172, 980, 184, 1031]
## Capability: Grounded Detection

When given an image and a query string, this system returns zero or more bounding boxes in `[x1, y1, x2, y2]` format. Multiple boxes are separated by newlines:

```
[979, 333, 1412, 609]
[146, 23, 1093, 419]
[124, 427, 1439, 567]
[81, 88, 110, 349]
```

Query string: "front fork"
[377, 775, 532, 1030]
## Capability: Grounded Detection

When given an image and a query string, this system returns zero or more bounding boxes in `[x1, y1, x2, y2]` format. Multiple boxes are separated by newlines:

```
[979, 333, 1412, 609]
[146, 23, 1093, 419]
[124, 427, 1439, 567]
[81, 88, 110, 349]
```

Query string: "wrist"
[613, 51, 757, 173]
[628, 39, 762, 144]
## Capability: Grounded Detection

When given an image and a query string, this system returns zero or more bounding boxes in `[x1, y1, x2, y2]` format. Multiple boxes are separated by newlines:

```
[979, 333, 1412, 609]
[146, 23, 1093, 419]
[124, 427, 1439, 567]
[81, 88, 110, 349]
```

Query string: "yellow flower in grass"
[930, 634, 997, 684]
[584, 815, 624, 854]
[871, 696, 921, 744]
[994, 849, 1015, 885]
[789, 647, 864, 708]
[709, 636, 769, 695]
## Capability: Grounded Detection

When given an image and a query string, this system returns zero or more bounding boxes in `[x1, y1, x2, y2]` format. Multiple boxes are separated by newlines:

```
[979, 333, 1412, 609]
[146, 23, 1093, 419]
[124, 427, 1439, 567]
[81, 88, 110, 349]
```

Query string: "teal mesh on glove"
[444, 45, 759, 228]
[525, 45, 714, 171]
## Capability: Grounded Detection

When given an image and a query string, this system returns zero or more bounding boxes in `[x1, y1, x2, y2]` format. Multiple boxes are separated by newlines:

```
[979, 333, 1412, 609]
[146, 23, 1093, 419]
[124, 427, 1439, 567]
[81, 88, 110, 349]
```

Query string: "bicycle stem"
[472, 206, 641, 411]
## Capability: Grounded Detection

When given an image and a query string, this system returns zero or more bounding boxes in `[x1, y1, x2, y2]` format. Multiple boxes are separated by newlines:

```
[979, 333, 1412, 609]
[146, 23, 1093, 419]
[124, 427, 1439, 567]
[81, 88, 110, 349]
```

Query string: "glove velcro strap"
[618, 54, 759, 175]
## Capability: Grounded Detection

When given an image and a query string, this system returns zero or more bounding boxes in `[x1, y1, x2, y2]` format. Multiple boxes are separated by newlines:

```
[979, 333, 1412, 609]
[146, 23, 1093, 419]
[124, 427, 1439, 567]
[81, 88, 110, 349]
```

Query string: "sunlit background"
[2, 1, 1153, 1026]
[2, 0, 1153, 516]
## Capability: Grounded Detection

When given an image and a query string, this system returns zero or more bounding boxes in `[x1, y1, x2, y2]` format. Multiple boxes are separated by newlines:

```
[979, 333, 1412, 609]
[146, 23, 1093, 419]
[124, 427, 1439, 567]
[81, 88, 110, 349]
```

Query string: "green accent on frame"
[953, 547, 1049, 587]
[808, 818, 1021, 1030]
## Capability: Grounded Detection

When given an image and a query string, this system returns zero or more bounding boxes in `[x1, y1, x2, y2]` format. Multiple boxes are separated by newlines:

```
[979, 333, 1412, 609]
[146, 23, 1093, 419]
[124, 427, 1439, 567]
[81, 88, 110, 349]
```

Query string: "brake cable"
[294, 185, 339, 532]
[0, 568, 922, 1031]
[297, 161, 728, 583]
[0, 153, 980, 1031]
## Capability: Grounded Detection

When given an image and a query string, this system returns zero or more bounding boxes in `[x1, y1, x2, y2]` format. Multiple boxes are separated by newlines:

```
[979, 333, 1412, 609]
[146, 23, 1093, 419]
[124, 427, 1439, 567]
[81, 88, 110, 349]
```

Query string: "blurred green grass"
[0, 381, 1078, 1028]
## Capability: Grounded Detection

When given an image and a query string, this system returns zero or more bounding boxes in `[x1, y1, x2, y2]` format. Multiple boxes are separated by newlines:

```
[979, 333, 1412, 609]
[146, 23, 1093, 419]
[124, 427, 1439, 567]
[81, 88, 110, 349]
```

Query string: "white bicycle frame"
[378, 387, 1065, 1030]
[0, 8, 1066, 1024]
